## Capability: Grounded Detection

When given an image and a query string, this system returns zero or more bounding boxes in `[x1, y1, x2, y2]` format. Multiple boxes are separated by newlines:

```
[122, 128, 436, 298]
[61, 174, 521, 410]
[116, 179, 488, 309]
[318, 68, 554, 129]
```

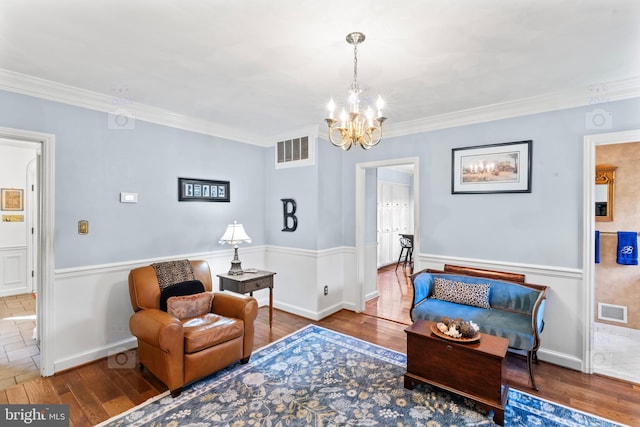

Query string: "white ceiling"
[1, 0, 639, 145]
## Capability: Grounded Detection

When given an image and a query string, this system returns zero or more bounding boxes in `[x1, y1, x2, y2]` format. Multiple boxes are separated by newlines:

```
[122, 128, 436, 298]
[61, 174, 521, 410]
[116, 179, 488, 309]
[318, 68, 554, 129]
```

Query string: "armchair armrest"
[212, 292, 259, 323]
[129, 308, 183, 353]
[212, 292, 259, 361]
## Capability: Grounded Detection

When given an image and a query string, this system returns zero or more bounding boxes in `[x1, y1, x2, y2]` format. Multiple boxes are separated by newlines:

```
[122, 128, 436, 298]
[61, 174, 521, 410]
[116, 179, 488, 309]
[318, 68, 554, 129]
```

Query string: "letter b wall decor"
[281, 198, 297, 232]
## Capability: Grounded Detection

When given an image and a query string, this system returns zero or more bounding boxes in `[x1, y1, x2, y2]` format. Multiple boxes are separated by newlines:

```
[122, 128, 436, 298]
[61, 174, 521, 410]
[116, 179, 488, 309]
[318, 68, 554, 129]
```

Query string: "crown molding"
[2, 69, 639, 146]
[0, 69, 266, 146]
[384, 77, 640, 139]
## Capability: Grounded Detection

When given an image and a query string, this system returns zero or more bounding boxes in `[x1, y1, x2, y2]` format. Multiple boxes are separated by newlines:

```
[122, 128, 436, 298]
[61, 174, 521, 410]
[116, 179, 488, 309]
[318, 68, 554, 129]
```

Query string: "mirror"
[595, 164, 616, 222]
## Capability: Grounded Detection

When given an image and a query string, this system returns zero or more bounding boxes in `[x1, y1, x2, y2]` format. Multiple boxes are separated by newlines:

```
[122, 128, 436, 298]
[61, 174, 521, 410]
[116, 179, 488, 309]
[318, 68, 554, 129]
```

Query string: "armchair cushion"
[159, 279, 205, 311]
[167, 292, 213, 320]
[182, 314, 244, 353]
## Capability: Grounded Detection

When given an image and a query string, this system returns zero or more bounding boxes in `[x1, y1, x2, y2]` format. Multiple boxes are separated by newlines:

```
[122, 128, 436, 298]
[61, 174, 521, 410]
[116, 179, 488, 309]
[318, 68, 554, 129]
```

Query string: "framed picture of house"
[1, 188, 24, 211]
[452, 140, 532, 194]
[178, 178, 230, 202]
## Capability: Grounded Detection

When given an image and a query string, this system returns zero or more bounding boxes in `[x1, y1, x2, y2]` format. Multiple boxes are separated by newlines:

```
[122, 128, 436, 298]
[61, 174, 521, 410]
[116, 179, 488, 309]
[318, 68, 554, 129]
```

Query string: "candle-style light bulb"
[339, 108, 347, 127]
[327, 98, 335, 119]
[366, 106, 374, 126]
[376, 96, 385, 117]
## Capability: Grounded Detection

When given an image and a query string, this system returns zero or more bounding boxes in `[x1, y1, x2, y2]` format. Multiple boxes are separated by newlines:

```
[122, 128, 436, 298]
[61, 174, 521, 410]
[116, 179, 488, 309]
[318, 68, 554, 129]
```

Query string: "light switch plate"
[78, 220, 89, 234]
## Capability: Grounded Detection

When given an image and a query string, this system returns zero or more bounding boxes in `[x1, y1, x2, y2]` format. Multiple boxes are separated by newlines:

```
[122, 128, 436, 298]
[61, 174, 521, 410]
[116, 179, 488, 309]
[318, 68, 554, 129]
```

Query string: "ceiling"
[1, 0, 639, 145]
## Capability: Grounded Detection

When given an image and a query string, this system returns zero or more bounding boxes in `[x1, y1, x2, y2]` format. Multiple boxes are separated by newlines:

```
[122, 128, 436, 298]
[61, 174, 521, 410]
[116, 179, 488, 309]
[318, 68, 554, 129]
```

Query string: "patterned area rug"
[100, 325, 627, 427]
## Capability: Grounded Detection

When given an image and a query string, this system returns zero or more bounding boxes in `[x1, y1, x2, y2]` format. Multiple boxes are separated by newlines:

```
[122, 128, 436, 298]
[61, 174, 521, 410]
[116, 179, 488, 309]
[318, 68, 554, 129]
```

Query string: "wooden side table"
[404, 320, 509, 425]
[217, 270, 275, 327]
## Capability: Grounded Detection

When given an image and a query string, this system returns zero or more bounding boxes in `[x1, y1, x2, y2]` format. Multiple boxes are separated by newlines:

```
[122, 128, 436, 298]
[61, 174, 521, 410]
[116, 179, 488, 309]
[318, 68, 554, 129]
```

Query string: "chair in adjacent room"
[395, 236, 413, 272]
[128, 259, 258, 396]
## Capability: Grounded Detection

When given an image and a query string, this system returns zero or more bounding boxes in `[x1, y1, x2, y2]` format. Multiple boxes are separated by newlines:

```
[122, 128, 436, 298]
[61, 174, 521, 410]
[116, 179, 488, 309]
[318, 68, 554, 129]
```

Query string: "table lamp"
[219, 221, 252, 275]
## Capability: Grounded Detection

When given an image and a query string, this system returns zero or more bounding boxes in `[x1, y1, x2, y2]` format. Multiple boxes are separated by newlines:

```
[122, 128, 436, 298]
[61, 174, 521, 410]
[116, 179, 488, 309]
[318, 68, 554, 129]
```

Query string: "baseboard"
[273, 300, 344, 321]
[317, 302, 345, 320]
[54, 336, 137, 373]
[365, 290, 379, 302]
[537, 348, 583, 372]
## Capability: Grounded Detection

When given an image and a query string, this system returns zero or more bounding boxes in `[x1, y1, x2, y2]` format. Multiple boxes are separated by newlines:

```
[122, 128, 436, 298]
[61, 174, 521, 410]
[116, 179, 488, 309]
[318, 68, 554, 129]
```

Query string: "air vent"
[275, 136, 314, 168]
[598, 303, 627, 323]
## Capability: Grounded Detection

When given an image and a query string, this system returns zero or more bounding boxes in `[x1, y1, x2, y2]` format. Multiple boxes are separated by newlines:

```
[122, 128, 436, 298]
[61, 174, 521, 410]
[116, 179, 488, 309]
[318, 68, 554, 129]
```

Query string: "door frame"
[355, 156, 420, 312]
[583, 128, 640, 374]
[0, 127, 55, 377]
[27, 157, 38, 294]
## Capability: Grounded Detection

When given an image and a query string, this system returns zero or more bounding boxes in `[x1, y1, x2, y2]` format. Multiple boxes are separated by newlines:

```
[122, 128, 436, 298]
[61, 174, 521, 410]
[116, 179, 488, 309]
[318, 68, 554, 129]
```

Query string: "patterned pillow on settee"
[433, 277, 491, 309]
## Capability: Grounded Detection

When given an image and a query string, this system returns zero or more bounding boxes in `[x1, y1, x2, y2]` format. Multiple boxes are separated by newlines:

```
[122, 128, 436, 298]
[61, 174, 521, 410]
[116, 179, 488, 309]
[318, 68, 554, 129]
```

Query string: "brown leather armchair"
[128, 260, 258, 396]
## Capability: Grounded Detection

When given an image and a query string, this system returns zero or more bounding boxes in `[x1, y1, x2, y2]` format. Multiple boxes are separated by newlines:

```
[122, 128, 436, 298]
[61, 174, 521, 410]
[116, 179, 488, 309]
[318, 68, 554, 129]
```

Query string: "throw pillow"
[433, 277, 457, 301]
[454, 283, 491, 309]
[167, 292, 213, 320]
[432, 277, 491, 309]
[160, 279, 205, 312]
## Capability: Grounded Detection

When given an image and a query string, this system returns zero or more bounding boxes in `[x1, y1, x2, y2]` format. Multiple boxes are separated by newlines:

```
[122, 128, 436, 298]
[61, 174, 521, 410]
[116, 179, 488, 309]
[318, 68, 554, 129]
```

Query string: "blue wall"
[0, 90, 267, 268]
[336, 97, 640, 268]
[2, 88, 639, 270]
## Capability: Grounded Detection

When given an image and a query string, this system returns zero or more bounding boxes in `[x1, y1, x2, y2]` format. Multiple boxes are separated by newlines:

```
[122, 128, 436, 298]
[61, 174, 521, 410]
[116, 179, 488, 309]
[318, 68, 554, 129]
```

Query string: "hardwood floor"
[364, 264, 414, 325]
[1, 271, 638, 426]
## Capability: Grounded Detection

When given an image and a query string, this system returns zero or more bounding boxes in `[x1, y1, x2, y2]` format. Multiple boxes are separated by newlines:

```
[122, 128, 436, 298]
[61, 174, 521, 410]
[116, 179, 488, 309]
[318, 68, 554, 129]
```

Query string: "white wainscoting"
[417, 254, 585, 371]
[265, 245, 355, 320]
[49, 246, 585, 374]
[0, 246, 28, 297]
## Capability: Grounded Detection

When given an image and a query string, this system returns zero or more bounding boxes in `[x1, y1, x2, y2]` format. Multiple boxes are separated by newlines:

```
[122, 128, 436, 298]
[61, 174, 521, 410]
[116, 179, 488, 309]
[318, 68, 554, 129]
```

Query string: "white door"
[377, 180, 411, 267]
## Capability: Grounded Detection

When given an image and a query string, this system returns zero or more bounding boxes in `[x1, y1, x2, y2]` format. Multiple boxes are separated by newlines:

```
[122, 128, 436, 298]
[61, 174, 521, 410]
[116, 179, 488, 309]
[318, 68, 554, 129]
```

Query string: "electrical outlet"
[323, 285, 328, 296]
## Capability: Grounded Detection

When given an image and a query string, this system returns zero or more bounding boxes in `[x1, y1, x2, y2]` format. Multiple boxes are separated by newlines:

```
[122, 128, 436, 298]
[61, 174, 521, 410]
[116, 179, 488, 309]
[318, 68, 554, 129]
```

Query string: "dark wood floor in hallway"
[0, 269, 638, 426]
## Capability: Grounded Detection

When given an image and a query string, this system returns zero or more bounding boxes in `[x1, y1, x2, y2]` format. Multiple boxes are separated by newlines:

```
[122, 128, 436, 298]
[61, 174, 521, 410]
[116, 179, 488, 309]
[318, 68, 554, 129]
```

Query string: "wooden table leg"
[269, 286, 273, 327]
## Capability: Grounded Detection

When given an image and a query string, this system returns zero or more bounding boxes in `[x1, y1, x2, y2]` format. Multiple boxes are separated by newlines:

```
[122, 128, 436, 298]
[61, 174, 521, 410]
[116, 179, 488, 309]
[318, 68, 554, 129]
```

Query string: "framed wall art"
[451, 140, 532, 194]
[1, 188, 24, 211]
[178, 178, 230, 202]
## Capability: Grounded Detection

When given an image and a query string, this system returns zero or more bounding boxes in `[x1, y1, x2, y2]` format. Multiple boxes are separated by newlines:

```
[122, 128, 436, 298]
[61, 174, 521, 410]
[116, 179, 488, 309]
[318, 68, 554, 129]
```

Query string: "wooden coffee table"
[404, 320, 509, 425]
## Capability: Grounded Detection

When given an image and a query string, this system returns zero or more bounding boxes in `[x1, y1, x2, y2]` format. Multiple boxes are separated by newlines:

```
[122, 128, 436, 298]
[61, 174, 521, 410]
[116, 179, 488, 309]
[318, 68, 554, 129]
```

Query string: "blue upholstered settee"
[410, 264, 548, 390]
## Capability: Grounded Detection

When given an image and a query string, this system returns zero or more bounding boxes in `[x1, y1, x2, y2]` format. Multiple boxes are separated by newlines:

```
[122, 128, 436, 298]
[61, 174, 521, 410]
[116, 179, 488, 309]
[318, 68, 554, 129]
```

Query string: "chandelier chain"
[352, 43, 359, 91]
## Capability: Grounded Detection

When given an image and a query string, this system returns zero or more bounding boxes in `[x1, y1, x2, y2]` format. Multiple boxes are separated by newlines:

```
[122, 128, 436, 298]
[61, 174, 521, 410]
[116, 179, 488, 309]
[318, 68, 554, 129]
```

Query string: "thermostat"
[120, 192, 138, 203]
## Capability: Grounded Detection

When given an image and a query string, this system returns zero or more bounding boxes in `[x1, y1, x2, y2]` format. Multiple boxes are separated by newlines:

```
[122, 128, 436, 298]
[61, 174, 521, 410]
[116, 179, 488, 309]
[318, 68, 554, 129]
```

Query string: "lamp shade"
[219, 221, 251, 246]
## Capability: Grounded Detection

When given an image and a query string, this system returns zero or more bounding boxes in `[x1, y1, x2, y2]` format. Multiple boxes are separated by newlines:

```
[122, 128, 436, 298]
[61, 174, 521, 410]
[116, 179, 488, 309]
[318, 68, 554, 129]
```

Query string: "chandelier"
[325, 32, 386, 150]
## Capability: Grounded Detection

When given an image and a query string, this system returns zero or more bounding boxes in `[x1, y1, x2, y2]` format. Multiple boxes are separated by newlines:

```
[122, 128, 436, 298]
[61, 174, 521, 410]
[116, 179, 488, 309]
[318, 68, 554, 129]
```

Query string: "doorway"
[0, 140, 38, 298]
[355, 157, 419, 315]
[364, 164, 415, 324]
[592, 140, 640, 383]
[0, 127, 55, 378]
[583, 129, 640, 382]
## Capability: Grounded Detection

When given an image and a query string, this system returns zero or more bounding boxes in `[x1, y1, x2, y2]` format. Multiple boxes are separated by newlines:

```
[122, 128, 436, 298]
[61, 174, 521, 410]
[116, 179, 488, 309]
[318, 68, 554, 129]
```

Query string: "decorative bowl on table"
[430, 316, 481, 343]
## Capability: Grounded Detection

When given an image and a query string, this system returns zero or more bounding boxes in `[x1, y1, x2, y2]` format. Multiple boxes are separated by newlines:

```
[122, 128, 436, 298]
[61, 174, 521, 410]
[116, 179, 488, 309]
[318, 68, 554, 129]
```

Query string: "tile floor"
[0, 293, 40, 390]
[593, 322, 640, 384]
